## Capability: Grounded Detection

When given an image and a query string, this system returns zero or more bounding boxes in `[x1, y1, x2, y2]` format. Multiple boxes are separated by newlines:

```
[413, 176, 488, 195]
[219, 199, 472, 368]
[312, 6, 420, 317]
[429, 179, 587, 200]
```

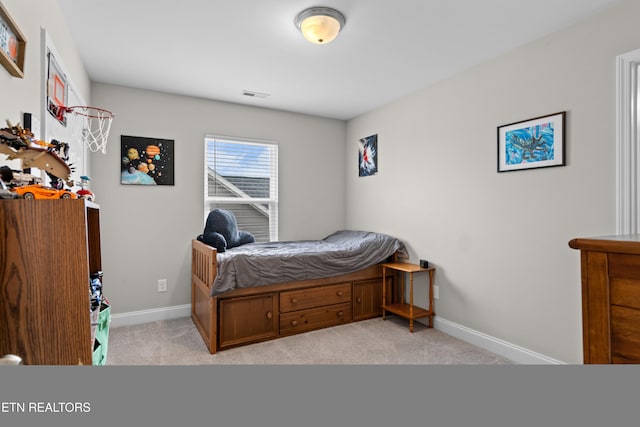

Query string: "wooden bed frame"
[191, 239, 398, 354]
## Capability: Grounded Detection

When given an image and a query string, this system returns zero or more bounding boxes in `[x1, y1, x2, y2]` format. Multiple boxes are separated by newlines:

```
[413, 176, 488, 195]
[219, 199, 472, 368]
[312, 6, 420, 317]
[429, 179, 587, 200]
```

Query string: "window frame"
[203, 134, 279, 242]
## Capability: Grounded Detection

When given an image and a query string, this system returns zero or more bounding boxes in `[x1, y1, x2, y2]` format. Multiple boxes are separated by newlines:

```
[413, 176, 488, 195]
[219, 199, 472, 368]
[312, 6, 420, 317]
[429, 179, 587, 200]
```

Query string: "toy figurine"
[77, 175, 95, 201]
[0, 165, 17, 198]
[0, 121, 73, 187]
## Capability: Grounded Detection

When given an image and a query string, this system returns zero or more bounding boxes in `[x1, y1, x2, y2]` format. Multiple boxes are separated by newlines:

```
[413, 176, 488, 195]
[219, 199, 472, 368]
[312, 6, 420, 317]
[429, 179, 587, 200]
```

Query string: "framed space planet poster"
[121, 135, 175, 185]
[358, 134, 378, 177]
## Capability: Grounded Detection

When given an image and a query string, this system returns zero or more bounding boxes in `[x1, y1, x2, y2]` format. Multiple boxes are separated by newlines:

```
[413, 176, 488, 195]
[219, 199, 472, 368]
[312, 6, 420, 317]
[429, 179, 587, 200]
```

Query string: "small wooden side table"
[381, 262, 435, 332]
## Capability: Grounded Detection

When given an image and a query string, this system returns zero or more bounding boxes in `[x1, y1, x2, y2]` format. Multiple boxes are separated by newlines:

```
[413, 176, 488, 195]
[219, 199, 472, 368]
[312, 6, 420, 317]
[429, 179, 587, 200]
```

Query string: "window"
[204, 135, 278, 242]
[616, 48, 640, 234]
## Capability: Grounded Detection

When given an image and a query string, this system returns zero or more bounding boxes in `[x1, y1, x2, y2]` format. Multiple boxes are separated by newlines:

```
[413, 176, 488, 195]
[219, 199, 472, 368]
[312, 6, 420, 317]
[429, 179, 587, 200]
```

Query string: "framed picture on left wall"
[121, 135, 175, 185]
[0, 2, 26, 78]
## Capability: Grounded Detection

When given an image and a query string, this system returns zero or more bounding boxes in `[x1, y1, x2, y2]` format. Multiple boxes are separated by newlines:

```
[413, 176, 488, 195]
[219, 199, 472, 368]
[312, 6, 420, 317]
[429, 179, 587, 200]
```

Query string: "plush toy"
[197, 208, 255, 252]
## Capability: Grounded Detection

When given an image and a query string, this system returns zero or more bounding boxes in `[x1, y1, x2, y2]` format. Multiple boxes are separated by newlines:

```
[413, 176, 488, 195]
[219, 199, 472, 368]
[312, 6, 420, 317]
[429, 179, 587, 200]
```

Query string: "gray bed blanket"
[211, 230, 408, 295]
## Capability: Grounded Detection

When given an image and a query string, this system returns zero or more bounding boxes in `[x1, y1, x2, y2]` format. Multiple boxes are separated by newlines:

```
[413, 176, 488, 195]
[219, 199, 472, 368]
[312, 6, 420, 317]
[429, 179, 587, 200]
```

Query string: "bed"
[191, 230, 408, 353]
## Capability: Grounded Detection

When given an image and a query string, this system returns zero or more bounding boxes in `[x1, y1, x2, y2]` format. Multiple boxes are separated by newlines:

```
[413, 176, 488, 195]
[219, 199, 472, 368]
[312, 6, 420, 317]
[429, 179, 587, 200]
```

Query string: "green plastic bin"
[92, 302, 111, 365]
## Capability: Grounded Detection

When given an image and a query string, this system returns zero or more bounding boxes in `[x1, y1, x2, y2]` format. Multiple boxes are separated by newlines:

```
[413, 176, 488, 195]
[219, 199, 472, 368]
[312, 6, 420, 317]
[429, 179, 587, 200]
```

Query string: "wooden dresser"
[569, 235, 640, 364]
[0, 199, 103, 365]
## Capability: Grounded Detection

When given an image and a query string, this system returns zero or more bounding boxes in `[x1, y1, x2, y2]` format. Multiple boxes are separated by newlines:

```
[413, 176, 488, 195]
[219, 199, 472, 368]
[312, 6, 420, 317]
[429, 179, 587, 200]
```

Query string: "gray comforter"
[211, 230, 408, 295]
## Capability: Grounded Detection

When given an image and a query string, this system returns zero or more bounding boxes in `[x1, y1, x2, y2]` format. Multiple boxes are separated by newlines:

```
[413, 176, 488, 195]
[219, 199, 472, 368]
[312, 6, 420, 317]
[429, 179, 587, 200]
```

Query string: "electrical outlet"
[157, 279, 168, 292]
[433, 285, 439, 300]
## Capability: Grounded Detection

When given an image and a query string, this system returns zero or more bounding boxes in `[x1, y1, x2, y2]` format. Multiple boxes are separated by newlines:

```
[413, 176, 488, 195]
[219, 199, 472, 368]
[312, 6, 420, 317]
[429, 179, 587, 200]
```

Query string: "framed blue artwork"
[497, 111, 565, 172]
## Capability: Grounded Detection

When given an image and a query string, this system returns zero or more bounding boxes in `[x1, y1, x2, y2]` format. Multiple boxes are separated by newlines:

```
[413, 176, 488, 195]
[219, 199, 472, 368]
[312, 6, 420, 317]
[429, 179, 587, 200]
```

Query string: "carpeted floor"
[107, 316, 513, 365]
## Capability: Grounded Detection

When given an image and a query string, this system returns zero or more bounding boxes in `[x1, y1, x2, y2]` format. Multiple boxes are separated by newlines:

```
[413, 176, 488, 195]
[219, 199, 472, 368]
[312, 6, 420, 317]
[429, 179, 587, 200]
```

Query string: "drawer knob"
[290, 298, 298, 304]
[266, 311, 273, 319]
[336, 291, 344, 296]
[337, 311, 344, 317]
[291, 320, 298, 326]
[356, 297, 362, 304]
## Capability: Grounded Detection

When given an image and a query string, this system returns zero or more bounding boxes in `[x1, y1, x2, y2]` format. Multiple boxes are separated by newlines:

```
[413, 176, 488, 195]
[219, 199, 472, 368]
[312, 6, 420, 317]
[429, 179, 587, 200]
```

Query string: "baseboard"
[427, 317, 565, 365]
[110, 304, 191, 328]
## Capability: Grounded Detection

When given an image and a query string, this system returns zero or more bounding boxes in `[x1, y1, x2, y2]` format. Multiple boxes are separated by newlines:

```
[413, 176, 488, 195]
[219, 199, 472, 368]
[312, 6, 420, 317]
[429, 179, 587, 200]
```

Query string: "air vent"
[242, 90, 270, 99]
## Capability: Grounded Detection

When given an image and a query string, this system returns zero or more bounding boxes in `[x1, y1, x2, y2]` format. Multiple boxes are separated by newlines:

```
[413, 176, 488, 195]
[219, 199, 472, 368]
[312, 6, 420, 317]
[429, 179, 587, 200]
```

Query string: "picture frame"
[0, 2, 26, 78]
[497, 111, 566, 172]
[121, 135, 175, 185]
[359, 134, 378, 177]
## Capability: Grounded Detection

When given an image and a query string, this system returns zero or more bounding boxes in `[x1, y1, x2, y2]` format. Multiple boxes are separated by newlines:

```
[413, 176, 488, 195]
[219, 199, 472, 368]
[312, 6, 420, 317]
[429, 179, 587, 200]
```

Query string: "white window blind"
[204, 135, 278, 242]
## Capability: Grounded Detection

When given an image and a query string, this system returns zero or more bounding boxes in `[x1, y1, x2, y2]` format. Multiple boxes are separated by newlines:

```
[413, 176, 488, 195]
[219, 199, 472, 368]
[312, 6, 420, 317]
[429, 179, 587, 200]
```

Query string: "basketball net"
[58, 106, 114, 154]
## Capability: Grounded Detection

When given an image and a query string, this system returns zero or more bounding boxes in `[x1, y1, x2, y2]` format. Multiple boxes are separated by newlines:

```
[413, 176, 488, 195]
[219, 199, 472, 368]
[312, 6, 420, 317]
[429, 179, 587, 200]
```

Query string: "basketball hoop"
[57, 106, 115, 154]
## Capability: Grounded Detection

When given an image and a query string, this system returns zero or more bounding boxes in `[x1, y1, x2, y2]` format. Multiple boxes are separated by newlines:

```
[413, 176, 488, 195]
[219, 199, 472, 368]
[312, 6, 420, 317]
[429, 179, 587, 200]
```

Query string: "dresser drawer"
[610, 278, 640, 310]
[608, 253, 640, 280]
[611, 305, 640, 363]
[280, 302, 351, 335]
[280, 283, 351, 313]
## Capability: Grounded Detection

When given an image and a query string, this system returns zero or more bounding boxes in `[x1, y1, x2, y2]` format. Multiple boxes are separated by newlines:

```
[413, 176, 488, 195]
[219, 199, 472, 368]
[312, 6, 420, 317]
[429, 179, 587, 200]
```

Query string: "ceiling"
[57, 0, 622, 120]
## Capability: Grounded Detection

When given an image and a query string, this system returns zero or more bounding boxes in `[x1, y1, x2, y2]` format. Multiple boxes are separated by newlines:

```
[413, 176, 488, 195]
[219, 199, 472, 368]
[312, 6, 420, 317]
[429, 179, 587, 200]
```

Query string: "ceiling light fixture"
[295, 7, 346, 45]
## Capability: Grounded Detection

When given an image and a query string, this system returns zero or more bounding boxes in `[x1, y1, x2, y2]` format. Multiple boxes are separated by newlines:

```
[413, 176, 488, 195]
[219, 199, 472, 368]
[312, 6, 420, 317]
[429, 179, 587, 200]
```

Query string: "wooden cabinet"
[218, 293, 278, 349]
[569, 235, 640, 364]
[353, 278, 388, 321]
[0, 199, 102, 365]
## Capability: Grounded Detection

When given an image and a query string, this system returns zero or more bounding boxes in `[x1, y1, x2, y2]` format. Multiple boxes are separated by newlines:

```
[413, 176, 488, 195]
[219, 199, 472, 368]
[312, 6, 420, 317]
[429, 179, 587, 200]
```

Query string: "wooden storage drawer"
[610, 278, 640, 310]
[280, 303, 351, 335]
[280, 283, 351, 313]
[611, 305, 640, 363]
[219, 293, 278, 349]
[609, 253, 640, 280]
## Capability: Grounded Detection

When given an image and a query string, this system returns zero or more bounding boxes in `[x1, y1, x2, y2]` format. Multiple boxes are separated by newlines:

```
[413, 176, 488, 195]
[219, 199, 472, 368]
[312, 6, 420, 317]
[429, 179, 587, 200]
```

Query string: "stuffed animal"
[197, 208, 255, 252]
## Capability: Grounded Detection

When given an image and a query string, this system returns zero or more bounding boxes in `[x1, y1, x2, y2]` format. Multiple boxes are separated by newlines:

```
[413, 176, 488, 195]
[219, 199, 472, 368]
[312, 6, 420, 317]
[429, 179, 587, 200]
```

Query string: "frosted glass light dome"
[295, 7, 346, 45]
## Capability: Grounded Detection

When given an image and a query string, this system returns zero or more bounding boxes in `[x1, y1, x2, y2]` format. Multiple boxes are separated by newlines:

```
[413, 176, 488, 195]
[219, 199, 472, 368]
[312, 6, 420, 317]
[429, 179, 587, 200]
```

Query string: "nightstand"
[381, 262, 435, 332]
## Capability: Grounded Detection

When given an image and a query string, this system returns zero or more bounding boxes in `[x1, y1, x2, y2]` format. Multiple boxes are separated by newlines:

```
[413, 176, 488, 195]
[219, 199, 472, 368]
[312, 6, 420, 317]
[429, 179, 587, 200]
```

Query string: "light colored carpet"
[107, 316, 513, 365]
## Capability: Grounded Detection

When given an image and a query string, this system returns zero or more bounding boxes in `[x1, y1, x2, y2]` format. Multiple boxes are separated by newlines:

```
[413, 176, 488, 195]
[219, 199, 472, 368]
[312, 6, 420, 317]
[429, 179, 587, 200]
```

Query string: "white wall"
[345, 0, 640, 364]
[5, 0, 638, 364]
[89, 83, 346, 314]
[0, 0, 89, 133]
